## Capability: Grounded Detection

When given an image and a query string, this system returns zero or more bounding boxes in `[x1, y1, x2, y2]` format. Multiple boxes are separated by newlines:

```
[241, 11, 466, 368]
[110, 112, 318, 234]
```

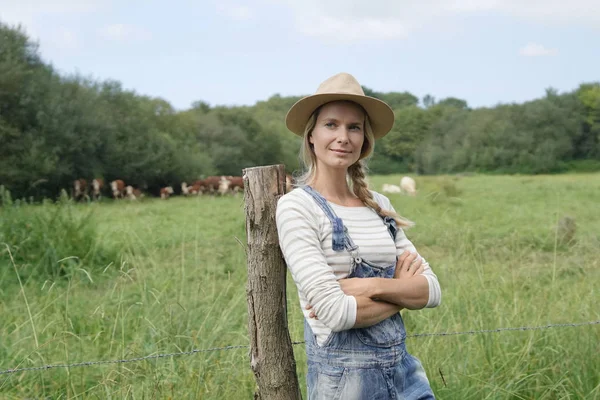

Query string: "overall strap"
[369, 192, 399, 241]
[301, 186, 357, 252]
[381, 215, 399, 241]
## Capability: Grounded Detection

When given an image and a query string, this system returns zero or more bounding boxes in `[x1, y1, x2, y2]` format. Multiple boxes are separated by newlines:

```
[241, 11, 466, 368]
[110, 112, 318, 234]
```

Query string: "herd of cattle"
[71, 174, 296, 201]
[71, 175, 416, 202]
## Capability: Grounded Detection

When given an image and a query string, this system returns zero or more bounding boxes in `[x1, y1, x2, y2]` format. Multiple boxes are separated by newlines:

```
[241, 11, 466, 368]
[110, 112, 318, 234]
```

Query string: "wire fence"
[1, 319, 598, 376]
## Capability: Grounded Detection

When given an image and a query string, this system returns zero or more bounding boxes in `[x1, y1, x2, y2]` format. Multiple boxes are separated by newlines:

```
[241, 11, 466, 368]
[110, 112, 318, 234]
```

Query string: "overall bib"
[302, 186, 434, 400]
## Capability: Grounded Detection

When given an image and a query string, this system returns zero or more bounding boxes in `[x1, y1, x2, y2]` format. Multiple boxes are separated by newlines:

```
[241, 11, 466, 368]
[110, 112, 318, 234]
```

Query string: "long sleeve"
[276, 191, 357, 332]
[373, 192, 442, 308]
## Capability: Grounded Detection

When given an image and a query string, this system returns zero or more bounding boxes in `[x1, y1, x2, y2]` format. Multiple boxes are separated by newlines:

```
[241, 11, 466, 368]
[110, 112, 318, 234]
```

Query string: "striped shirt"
[276, 188, 442, 346]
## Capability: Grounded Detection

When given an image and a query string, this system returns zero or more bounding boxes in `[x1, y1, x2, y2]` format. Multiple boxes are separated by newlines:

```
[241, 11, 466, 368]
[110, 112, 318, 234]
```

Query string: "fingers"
[409, 256, 423, 272]
[396, 250, 424, 278]
[305, 304, 318, 319]
[402, 251, 420, 271]
[397, 250, 411, 267]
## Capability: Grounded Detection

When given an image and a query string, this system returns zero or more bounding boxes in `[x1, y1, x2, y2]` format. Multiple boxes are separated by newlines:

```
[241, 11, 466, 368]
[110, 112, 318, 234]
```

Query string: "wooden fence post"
[243, 164, 302, 400]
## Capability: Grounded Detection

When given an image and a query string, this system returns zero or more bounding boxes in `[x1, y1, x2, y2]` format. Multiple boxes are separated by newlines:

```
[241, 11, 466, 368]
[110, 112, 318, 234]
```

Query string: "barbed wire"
[1, 320, 598, 376]
[406, 320, 600, 338]
[0, 345, 248, 376]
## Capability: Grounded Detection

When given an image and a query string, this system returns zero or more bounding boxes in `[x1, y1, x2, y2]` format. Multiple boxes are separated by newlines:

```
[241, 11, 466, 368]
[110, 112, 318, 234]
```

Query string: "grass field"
[1, 173, 599, 399]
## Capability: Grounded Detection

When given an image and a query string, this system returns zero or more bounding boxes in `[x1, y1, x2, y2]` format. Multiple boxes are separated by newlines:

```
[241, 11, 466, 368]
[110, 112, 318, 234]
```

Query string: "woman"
[275, 72, 442, 399]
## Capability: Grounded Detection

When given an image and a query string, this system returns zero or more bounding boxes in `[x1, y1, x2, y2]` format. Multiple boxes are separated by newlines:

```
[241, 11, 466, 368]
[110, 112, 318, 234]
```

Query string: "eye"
[349, 125, 362, 131]
[325, 122, 336, 128]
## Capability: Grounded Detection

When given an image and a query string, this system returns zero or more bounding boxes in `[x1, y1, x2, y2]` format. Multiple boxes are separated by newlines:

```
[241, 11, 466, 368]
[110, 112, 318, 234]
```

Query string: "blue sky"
[1, 0, 598, 111]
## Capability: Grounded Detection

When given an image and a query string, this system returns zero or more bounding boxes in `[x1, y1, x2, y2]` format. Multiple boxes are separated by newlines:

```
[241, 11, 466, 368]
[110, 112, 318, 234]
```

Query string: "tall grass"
[1, 186, 123, 280]
[1, 174, 599, 399]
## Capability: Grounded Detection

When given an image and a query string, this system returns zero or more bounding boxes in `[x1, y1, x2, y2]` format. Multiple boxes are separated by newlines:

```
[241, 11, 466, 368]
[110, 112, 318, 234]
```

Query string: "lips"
[331, 149, 351, 154]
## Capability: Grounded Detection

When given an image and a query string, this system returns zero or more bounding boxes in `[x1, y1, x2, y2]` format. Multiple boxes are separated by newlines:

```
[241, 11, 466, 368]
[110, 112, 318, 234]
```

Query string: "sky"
[1, 0, 599, 111]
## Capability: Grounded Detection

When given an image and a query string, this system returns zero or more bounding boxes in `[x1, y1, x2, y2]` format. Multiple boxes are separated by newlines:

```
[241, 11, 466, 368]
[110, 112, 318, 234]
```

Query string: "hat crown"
[316, 72, 365, 96]
[285, 72, 394, 139]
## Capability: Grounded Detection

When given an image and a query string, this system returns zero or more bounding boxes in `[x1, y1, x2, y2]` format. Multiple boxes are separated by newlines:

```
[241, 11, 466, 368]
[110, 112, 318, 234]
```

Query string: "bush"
[564, 159, 600, 173]
[0, 186, 121, 280]
[367, 153, 412, 175]
[427, 178, 463, 205]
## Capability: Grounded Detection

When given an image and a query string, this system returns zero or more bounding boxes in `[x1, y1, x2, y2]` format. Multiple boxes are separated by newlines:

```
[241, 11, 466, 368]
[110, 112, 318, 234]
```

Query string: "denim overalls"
[301, 186, 434, 400]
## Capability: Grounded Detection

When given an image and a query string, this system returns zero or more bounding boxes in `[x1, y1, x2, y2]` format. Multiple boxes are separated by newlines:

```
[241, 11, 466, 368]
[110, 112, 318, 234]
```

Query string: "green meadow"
[1, 173, 599, 399]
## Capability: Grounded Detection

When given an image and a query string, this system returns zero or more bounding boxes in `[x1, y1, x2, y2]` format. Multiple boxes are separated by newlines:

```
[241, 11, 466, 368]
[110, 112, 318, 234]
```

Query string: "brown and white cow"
[125, 185, 136, 200]
[187, 183, 201, 196]
[110, 179, 125, 199]
[218, 176, 232, 195]
[73, 179, 88, 201]
[192, 176, 222, 195]
[226, 176, 244, 194]
[181, 182, 190, 196]
[133, 188, 144, 199]
[91, 178, 104, 200]
[160, 186, 174, 199]
[125, 185, 144, 200]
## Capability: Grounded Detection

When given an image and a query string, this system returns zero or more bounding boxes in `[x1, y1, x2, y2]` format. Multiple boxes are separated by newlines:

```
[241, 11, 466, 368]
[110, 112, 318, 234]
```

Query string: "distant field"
[1, 173, 599, 399]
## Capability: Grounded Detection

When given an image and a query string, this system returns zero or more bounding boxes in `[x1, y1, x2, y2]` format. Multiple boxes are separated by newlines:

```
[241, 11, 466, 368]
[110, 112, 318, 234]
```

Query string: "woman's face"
[309, 101, 365, 171]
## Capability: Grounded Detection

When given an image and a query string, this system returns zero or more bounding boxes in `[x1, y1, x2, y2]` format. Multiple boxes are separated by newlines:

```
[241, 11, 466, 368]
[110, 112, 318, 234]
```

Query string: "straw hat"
[285, 72, 395, 139]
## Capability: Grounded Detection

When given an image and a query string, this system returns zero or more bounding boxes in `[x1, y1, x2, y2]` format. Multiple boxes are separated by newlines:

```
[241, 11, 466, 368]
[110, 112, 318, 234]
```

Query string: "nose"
[336, 128, 350, 143]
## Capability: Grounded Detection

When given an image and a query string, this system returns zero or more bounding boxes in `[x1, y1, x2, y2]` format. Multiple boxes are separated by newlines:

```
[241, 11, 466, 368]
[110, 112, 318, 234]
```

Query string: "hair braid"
[348, 162, 414, 228]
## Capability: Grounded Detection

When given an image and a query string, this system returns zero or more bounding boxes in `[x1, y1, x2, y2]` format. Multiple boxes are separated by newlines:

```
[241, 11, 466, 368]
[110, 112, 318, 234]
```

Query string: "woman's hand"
[305, 252, 425, 319]
[395, 250, 424, 280]
[305, 303, 318, 319]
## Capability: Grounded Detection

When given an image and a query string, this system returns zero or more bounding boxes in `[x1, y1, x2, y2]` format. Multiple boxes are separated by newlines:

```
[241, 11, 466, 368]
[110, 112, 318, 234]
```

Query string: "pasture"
[1, 173, 599, 399]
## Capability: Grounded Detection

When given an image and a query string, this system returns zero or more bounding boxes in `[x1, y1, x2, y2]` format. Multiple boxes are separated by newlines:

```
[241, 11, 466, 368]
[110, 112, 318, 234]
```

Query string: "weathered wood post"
[243, 164, 302, 400]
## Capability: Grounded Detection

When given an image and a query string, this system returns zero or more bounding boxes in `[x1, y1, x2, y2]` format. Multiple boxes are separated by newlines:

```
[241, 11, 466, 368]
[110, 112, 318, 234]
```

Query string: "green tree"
[380, 106, 432, 171]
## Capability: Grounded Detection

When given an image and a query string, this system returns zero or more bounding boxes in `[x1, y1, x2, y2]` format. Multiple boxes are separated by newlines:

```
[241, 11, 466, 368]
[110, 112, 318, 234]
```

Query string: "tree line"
[1, 22, 599, 201]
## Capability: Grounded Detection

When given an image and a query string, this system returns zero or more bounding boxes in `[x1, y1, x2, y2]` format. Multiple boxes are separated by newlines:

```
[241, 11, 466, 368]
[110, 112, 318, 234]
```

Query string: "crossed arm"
[307, 251, 430, 328]
[276, 193, 440, 333]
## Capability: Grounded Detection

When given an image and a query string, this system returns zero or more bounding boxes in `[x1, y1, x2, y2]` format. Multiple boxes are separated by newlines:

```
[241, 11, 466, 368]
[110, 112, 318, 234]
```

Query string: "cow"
[218, 177, 231, 195]
[225, 176, 244, 194]
[124, 186, 144, 200]
[181, 182, 190, 196]
[125, 185, 136, 200]
[187, 183, 201, 196]
[400, 176, 417, 196]
[160, 186, 174, 199]
[382, 183, 402, 193]
[110, 179, 126, 199]
[73, 179, 88, 202]
[91, 178, 104, 201]
[193, 176, 222, 195]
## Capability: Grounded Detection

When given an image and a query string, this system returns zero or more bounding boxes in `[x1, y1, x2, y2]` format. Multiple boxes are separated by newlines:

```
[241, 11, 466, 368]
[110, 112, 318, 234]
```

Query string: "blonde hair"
[294, 101, 414, 228]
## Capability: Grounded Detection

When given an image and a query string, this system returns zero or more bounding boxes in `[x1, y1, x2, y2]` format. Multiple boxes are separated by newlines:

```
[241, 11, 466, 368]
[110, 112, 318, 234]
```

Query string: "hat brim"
[285, 93, 395, 139]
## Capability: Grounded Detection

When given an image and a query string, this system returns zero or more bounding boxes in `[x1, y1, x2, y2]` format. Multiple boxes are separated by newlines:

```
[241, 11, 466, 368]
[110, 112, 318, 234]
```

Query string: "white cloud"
[98, 24, 152, 42]
[48, 27, 81, 50]
[280, 1, 421, 42]
[279, 0, 600, 42]
[299, 15, 409, 42]
[217, 4, 254, 20]
[519, 42, 558, 57]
